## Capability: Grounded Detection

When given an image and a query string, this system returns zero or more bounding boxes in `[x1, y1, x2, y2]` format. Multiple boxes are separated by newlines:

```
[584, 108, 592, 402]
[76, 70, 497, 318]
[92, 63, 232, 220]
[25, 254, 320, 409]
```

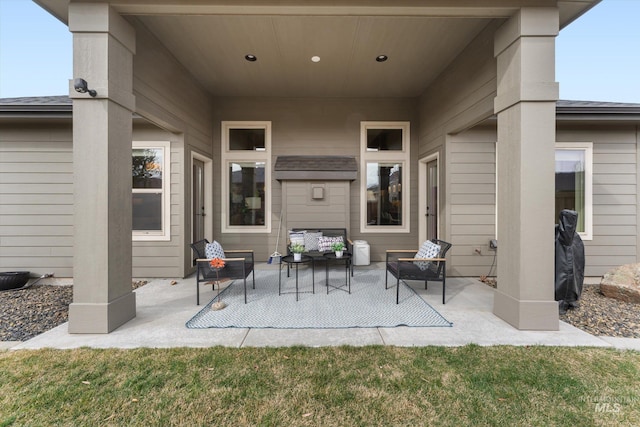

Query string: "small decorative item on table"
[290, 243, 305, 261]
[209, 257, 227, 310]
[331, 241, 345, 258]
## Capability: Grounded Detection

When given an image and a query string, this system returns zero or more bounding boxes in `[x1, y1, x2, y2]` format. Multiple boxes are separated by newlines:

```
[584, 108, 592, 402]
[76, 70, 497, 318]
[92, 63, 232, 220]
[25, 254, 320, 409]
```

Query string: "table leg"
[345, 260, 349, 294]
[326, 261, 329, 294]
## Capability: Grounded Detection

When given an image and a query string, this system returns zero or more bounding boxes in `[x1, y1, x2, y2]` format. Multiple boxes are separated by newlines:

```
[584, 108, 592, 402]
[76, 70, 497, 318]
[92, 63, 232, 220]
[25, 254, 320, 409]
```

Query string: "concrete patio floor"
[6, 263, 640, 351]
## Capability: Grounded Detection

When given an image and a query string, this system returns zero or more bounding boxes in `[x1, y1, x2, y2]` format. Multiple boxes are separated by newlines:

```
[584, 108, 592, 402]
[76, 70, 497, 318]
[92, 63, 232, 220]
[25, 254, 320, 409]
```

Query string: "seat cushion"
[388, 261, 425, 280]
[388, 261, 439, 281]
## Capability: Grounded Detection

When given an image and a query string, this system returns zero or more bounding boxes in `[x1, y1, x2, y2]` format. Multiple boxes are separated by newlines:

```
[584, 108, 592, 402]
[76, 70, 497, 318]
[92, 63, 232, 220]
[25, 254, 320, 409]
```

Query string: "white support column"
[493, 8, 560, 330]
[68, 3, 137, 333]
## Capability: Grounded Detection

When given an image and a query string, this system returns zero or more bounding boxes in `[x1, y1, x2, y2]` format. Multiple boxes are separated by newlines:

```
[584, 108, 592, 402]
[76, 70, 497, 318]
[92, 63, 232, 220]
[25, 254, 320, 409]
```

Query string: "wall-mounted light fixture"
[73, 78, 97, 97]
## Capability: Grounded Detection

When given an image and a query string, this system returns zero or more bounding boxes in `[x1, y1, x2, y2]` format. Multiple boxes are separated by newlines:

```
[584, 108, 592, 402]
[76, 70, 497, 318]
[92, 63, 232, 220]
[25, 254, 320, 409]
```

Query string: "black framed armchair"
[190, 239, 255, 305]
[385, 239, 452, 304]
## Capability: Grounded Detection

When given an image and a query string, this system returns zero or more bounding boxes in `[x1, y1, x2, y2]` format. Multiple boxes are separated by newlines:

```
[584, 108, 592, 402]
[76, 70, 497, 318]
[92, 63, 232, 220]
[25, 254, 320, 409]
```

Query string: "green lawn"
[1, 346, 638, 426]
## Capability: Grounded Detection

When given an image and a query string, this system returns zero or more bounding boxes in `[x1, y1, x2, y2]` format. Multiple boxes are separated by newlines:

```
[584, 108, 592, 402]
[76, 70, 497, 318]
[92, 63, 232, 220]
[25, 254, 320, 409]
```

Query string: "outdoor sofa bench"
[287, 228, 354, 276]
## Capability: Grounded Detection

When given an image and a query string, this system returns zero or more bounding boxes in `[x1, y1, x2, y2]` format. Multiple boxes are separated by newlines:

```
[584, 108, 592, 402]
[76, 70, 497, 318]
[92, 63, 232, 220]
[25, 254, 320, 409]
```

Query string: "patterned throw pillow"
[205, 240, 226, 259]
[414, 240, 441, 271]
[288, 231, 306, 250]
[304, 231, 323, 251]
[317, 236, 344, 253]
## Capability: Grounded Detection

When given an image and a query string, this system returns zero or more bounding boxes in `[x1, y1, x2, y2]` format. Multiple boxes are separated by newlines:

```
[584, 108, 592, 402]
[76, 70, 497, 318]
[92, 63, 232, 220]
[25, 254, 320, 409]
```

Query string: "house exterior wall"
[4, 115, 635, 280]
[131, 20, 215, 277]
[557, 123, 639, 276]
[0, 122, 74, 277]
[0, 120, 179, 278]
[131, 123, 184, 277]
[283, 181, 351, 229]
[447, 127, 497, 277]
[417, 21, 501, 253]
[211, 97, 419, 262]
[448, 123, 640, 278]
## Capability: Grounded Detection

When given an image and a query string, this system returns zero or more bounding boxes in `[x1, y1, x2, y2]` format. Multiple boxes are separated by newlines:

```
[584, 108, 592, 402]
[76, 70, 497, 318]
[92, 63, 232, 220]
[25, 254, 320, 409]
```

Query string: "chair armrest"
[398, 257, 446, 262]
[222, 250, 254, 263]
[386, 249, 418, 263]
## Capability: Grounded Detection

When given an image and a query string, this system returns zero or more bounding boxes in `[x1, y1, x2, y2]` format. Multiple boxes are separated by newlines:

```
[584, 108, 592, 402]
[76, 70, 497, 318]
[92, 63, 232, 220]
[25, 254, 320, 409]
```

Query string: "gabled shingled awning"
[274, 156, 358, 181]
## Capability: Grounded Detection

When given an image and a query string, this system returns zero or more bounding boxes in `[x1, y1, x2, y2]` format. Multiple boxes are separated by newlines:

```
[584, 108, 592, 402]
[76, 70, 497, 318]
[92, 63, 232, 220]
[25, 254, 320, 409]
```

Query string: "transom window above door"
[229, 128, 266, 151]
[366, 128, 403, 151]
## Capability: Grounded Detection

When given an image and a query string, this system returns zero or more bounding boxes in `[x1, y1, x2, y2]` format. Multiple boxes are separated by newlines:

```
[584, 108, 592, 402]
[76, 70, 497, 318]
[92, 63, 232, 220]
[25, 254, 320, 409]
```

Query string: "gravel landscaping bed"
[1, 280, 638, 342]
[0, 285, 72, 341]
[482, 279, 639, 338]
[0, 281, 147, 342]
[559, 284, 639, 338]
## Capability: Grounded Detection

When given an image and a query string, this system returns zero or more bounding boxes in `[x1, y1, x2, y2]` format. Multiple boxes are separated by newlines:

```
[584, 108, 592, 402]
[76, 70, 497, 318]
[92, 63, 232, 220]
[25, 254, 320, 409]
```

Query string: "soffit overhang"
[35, 1, 601, 27]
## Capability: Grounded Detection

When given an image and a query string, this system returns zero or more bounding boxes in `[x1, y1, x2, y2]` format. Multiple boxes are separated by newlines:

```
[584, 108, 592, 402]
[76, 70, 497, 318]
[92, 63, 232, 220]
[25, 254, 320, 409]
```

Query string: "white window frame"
[360, 121, 410, 233]
[132, 141, 171, 241]
[221, 121, 272, 234]
[555, 142, 593, 240]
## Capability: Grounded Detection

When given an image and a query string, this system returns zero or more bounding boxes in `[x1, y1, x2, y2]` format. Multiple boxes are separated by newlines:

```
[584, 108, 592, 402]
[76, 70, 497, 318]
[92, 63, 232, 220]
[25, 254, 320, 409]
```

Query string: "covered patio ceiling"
[136, 14, 491, 98]
[36, 0, 599, 99]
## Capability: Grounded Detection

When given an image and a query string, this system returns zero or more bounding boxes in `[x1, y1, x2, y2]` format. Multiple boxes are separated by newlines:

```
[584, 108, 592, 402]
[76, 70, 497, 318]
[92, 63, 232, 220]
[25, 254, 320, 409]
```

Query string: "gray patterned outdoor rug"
[186, 268, 452, 329]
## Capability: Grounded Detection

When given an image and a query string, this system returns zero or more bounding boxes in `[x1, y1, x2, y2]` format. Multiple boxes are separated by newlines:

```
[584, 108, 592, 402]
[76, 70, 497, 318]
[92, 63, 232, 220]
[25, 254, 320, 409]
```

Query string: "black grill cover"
[554, 209, 585, 313]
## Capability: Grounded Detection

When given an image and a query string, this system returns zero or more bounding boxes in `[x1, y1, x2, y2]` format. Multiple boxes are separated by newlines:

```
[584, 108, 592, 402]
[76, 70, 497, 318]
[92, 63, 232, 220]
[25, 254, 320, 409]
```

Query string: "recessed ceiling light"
[376, 55, 388, 62]
[245, 54, 257, 62]
[311, 56, 321, 63]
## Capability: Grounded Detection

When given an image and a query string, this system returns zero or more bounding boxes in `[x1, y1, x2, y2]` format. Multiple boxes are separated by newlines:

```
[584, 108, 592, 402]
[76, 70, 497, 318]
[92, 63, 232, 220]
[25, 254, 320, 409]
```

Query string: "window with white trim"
[132, 141, 171, 241]
[555, 142, 593, 240]
[360, 122, 410, 233]
[221, 121, 271, 233]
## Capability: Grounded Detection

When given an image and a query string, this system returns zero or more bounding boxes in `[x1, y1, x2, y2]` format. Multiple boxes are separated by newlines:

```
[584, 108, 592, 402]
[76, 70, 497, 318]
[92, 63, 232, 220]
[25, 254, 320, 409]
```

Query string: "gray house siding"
[0, 119, 182, 279]
[449, 123, 639, 278]
[447, 129, 497, 277]
[417, 21, 499, 257]
[130, 124, 184, 278]
[2, 106, 637, 279]
[0, 18, 213, 281]
[132, 22, 215, 277]
[557, 124, 639, 277]
[211, 97, 419, 262]
[283, 181, 351, 229]
[0, 123, 74, 277]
